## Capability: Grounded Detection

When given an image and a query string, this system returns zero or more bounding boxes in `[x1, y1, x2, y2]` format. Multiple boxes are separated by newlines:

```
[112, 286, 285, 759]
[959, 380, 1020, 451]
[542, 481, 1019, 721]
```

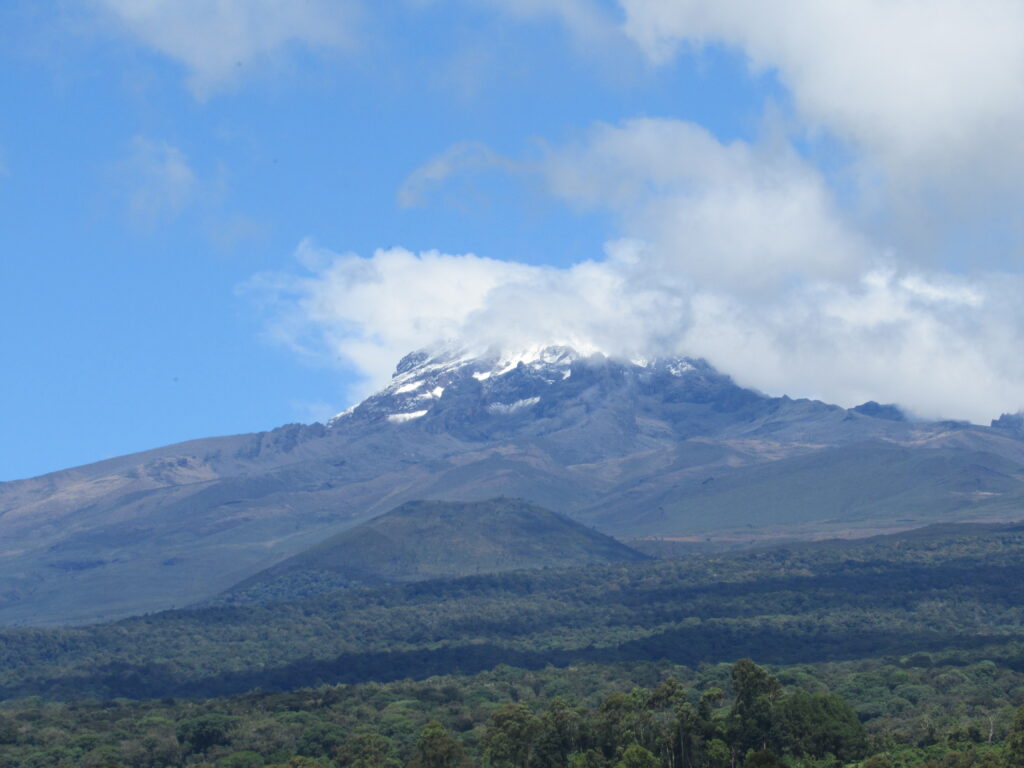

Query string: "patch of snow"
[327, 405, 356, 426]
[432, 386, 444, 398]
[488, 344, 582, 377]
[473, 371, 492, 381]
[667, 360, 694, 377]
[387, 410, 428, 423]
[487, 397, 541, 415]
[394, 380, 425, 394]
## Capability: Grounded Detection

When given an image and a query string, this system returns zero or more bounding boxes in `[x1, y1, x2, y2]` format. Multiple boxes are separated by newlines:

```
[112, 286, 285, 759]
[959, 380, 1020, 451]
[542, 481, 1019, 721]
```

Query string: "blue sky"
[3, 1, 1024, 481]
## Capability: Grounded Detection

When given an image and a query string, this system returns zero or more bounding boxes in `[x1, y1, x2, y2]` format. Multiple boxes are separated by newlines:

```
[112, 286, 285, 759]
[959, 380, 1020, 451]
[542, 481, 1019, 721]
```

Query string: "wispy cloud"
[413, 0, 621, 49]
[397, 142, 518, 208]
[92, 0, 360, 97]
[117, 137, 197, 225]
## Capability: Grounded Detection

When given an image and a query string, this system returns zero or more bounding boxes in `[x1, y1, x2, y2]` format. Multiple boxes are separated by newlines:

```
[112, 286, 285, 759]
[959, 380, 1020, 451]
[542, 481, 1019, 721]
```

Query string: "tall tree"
[483, 702, 540, 768]
[729, 659, 781, 755]
[409, 721, 466, 768]
[1007, 704, 1024, 768]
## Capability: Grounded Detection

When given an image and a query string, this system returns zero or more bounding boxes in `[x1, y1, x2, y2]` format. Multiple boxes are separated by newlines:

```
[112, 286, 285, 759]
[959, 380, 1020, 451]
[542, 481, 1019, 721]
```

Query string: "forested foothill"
[2, 522, 1024, 766]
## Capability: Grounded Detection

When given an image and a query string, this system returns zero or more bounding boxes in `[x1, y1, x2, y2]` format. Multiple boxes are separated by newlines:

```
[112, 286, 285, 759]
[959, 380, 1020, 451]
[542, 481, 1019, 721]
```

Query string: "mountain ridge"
[2, 345, 1024, 626]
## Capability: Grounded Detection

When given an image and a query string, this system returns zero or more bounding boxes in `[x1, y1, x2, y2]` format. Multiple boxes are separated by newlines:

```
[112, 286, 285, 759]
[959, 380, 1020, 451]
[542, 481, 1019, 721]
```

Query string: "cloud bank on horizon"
[227, 0, 1024, 423]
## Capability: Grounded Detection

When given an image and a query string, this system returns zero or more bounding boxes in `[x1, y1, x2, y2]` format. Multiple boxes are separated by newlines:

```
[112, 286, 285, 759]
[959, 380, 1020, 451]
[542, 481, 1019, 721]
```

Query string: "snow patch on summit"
[387, 410, 427, 424]
[327, 344, 707, 426]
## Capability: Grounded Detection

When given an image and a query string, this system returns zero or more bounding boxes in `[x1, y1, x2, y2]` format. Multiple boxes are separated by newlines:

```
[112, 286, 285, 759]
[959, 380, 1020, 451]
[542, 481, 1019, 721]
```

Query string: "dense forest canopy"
[2, 523, 1024, 766]
[1, 658, 1023, 767]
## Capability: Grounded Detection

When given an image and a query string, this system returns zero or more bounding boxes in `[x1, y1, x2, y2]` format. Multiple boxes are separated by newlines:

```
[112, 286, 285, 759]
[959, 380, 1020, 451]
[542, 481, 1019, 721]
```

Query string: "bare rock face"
[2, 346, 1023, 627]
[992, 412, 1024, 437]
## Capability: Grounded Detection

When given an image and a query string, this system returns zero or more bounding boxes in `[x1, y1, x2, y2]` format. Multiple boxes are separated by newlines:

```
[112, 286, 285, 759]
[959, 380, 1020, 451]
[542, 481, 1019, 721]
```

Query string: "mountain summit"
[330, 344, 768, 448]
[2, 346, 1024, 626]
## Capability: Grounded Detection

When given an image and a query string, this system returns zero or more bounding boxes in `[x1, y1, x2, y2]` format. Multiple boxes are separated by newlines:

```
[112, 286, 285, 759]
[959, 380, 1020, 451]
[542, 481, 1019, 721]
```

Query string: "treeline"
[3, 526, 1024, 700]
[1, 659, 1022, 767]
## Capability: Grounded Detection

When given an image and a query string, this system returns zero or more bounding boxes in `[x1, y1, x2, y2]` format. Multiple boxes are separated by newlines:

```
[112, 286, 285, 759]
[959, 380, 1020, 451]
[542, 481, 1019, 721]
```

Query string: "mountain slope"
[586, 441, 1024, 538]
[225, 498, 649, 601]
[2, 345, 1024, 626]
[3, 520, 1024, 700]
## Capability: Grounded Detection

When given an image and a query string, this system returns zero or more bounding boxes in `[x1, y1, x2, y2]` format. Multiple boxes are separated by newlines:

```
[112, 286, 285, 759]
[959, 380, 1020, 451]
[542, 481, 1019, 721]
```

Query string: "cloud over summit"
[251, 2, 1024, 424]
[256, 232, 1024, 424]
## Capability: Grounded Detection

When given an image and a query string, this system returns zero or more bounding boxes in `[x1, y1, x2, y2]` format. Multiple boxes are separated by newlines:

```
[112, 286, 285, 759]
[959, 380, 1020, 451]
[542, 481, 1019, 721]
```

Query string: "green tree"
[221, 752, 265, 768]
[0, 716, 17, 745]
[336, 728, 398, 768]
[409, 721, 466, 768]
[1007, 704, 1024, 768]
[771, 690, 866, 761]
[704, 739, 731, 768]
[267, 758, 332, 768]
[483, 702, 540, 768]
[176, 714, 235, 755]
[295, 722, 347, 758]
[744, 748, 784, 768]
[615, 744, 659, 768]
[569, 749, 608, 768]
[729, 659, 781, 755]
[533, 697, 587, 768]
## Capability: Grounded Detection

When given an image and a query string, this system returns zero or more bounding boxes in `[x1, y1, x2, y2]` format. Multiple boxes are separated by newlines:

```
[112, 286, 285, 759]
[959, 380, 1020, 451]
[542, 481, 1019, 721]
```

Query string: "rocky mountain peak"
[328, 344, 726, 429]
[991, 411, 1024, 436]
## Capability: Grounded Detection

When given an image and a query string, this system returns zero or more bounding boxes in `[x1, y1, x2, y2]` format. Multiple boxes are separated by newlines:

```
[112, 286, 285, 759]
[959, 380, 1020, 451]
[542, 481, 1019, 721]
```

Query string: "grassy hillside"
[226, 498, 650, 601]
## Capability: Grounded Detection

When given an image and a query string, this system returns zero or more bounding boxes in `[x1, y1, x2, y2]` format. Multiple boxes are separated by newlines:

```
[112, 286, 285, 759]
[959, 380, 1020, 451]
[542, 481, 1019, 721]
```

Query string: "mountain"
[224, 498, 649, 602]
[3, 344, 1024, 626]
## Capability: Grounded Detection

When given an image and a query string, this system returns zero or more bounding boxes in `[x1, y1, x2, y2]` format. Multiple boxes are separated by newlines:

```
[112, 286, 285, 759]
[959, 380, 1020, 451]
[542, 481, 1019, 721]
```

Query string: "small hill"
[224, 498, 649, 602]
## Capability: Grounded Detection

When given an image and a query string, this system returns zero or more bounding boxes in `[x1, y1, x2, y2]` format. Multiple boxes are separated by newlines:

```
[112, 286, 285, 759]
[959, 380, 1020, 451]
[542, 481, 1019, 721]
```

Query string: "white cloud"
[118, 137, 197, 225]
[681, 270, 1024, 423]
[542, 118, 871, 292]
[618, 1, 1024, 209]
[397, 142, 516, 208]
[255, 238, 1024, 423]
[258, 117, 1024, 422]
[93, 0, 359, 96]
[247, 241, 539, 396]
